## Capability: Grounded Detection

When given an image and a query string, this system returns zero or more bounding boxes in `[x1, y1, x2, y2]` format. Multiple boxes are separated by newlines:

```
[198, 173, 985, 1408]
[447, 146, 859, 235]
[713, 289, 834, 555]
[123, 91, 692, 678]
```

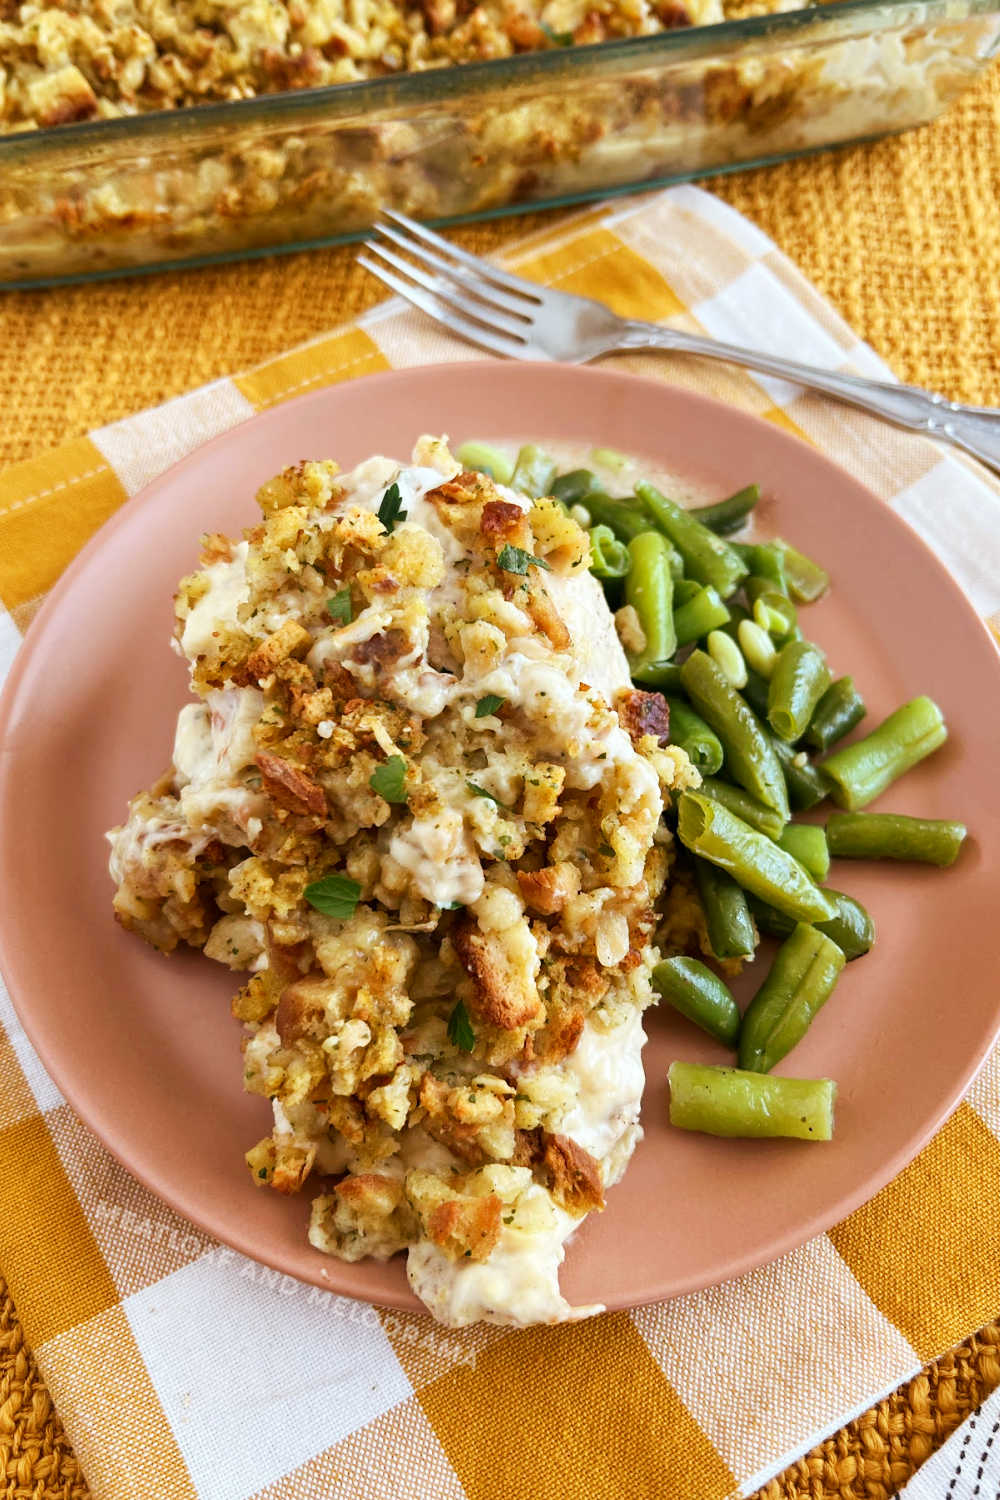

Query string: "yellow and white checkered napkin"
[1, 186, 999, 1500]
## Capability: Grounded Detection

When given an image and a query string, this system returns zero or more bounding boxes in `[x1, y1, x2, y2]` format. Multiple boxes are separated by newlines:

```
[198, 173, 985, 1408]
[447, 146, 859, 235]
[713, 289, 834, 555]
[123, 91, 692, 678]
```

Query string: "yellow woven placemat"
[1, 57, 999, 1500]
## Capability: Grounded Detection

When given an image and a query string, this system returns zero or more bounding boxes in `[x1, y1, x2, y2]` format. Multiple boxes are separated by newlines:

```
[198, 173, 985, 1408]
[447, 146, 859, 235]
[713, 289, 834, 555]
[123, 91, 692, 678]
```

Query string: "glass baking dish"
[1, 0, 997, 288]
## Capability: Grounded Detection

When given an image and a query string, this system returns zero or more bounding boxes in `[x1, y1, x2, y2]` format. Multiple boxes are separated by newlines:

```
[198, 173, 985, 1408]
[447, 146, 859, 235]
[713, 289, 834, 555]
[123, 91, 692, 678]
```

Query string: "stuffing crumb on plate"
[107, 435, 699, 1326]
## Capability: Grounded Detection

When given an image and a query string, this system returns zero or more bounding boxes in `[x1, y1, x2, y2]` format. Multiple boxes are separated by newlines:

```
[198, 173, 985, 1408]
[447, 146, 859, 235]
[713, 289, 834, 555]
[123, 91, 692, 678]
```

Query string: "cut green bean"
[641, 661, 684, 693]
[677, 792, 836, 924]
[510, 444, 557, 498]
[697, 778, 787, 841]
[673, 577, 702, 606]
[664, 698, 724, 776]
[455, 441, 514, 485]
[767, 728, 831, 812]
[680, 651, 789, 818]
[734, 541, 789, 595]
[635, 481, 749, 599]
[748, 889, 874, 961]
[821, 696, 947, 810]
[625, 532, 676, 683]
[768, 640, 832, 742]
[826, 812, 967, 866]
[583, 491, 659, 545]
[738, 922, 845, 1073]
[653, 957, 741, 1046]
[673, 586, 731, 646]
[805, 676, 866, 751]
[742, 667, 772, 721]
[550, 469, 603, 506]
[591, 446, 632, 473]
[689, 484, 760, 536]
[776, 824, 830, 883]
[773, 538, 830, 602]
[668, 1061, 836, 1141]
[588, 524, 630, 580]
[738, 619, 778, 679]
[694, 858, 758, 961]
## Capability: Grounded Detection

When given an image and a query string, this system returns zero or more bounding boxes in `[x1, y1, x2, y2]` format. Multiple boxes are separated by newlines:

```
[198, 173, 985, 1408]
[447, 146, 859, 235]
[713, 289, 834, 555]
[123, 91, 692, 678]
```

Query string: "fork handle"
[621, 321, 1000, 474]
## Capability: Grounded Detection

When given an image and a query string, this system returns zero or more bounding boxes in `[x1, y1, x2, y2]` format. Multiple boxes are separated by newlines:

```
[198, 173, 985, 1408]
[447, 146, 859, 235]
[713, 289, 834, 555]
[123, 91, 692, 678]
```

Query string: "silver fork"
[360, 210, 1000, 475]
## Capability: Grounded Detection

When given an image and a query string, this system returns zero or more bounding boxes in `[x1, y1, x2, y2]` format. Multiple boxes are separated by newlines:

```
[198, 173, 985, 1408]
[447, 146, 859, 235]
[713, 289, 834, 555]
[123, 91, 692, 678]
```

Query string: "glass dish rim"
[0, 0, 986, 155]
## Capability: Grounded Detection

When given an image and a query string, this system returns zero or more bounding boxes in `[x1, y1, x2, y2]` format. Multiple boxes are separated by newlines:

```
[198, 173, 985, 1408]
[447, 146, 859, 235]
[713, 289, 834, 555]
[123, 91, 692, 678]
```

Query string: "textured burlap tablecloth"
[2, 57, 999, 1500]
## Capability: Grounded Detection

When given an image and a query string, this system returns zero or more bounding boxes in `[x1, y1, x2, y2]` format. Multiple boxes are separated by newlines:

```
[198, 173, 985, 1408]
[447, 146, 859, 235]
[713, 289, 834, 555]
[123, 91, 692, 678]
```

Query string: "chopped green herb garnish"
[304, 873, 362, 919]
[466, 781, 507, 808]
[377, 481, 407, 532]
[326, 588, 352, 624]
[540, 20, 574, 43]
[447, 999, 475, 1053]
[475, 694, 506, 719]
[258, 1168, 268, 1179]
[439, 901, 464, 910]
[598, 841, 615, 857]
[496, 544, 552, 575]
[369, 754, 408, 804]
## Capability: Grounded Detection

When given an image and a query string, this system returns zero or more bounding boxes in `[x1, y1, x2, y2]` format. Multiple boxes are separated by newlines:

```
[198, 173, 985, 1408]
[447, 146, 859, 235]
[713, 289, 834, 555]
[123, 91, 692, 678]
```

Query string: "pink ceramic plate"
[2, 363, 999, 1313]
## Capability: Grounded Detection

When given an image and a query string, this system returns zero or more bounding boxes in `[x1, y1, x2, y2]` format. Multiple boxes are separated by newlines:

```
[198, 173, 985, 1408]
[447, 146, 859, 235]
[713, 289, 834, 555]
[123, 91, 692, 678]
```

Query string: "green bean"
[693, 858, 757, 960]
[625, 532, 676, 683]
[741, 667, 772, 721]
[776, 824, 830, 883]
[768, 728, 831, 811]
[455, 441, 514, 485]
[734, 541, 789, 595]
[582, 491, 658, 545]
[653, 957, 741, 1045]
[739, 922, 845, 1073]
[821, 696, 947, 810]
[635, 481, 749, 599]
[826, 812, 967, 866]
[673, 586, 731, 646]
[591, 446, 632, 473]
[664, 698, 724, 775]
[677, 792, 836, 924]
[768, 640, 832, 742]
[697, 778, 787, 840]
[680, 651, 789, 818]
[747, 889, 874, 961]
[588, 524, 630, 580]
[550, 469, 603, 506]
[510, 443, 557, 498]
[773, 538, 830, 602]
[698, 777, 788, 840]
[688, 484, 760, 536]
[642, 662, 684, 693]
[673, 577, 702, 606]
[718, 601, 751, 640]
[805, 676, 866, 751]
[668, 1061, 836, 1141]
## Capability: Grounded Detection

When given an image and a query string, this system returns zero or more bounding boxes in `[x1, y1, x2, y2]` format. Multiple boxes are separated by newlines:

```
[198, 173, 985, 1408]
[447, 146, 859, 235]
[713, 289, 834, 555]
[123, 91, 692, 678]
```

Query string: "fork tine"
[356, 255, 529, 360]
[364, 241, 530, 341]
[380, 210, 544, 303]
[374, 222, 536, 321]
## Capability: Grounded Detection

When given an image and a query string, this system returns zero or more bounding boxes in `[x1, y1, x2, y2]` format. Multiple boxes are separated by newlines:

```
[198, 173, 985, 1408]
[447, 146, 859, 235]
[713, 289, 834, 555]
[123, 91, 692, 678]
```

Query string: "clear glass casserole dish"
[1, 0, 997, 288]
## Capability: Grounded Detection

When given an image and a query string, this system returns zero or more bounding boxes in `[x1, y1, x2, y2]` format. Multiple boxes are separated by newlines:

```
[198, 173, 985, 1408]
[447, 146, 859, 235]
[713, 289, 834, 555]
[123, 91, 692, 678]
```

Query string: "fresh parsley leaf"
[326, 588, 352, 624]
[447, 999, 475, 1053]
[598, 841, 615, 858]
[475, 694, 506, 719]
[466, 781, 507, 808]
[438, 900, 464, 910]
[304, 874, 362, 919]
[496, 543, 552, 575]
[370, 754, 408, 804]
[540, 19, 574, 43]
[377, 481, 407, 533]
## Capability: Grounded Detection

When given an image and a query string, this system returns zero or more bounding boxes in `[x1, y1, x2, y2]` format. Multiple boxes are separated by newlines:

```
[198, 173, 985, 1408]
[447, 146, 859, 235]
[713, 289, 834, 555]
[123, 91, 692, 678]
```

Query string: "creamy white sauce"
[179, 541, 250, 658]
[407, 1006, 647, 1328]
